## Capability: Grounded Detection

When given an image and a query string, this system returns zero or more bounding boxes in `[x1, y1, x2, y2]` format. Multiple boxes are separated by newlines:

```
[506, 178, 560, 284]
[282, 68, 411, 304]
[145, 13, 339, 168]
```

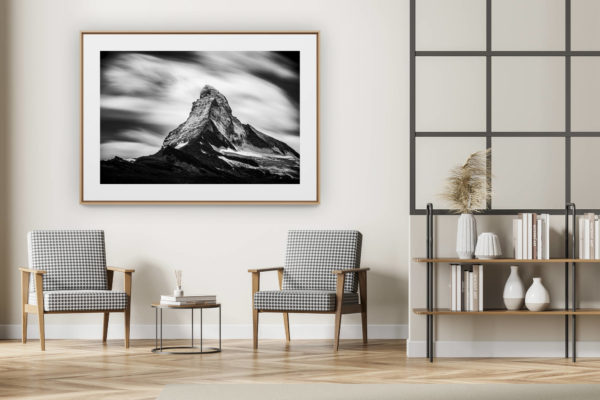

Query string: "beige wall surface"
[0, 0, 409, 338]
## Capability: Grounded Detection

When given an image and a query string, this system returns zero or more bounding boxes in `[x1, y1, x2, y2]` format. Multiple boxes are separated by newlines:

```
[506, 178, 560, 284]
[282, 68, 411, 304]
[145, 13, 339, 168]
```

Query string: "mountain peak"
[199, 84, 223, 99]
[161, 85, 298, 159]
[191, 84, 231, 115]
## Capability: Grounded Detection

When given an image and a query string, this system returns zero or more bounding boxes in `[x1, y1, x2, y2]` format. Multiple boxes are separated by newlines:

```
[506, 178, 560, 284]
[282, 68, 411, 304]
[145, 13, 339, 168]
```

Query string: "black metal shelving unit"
[415, 202, 591, 362]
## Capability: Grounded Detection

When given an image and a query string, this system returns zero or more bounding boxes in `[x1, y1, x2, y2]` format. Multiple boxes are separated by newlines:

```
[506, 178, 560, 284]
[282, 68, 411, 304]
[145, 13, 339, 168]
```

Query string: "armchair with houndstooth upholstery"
[20, 230, 134, 350]
[249, 230, 368, 351]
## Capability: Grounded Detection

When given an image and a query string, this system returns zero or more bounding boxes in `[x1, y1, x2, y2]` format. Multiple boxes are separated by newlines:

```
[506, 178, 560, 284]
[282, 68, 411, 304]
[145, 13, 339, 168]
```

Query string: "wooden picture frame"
[80, 31, 319, 204]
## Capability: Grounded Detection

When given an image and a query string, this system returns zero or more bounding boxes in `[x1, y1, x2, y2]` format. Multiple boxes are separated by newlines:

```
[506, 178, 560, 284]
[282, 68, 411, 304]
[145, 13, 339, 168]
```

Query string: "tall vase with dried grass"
[440, 150, 491, 259]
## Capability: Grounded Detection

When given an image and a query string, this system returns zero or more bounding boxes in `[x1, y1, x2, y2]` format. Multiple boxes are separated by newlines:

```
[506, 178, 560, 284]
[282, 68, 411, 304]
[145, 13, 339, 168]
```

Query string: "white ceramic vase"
[456, 213, 477, 259]
[475, 232, 502, 259]
[174, 287, 184, 297]
[525, 277, 550, 312]
[503, 266, 525, 310]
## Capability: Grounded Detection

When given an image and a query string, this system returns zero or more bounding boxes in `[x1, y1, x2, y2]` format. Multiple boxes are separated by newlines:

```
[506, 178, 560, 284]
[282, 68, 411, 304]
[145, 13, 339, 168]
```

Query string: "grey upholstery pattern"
[26, 230, 126, 312]
[28, 230, 108, 292]
[29, 290, 128, 312]
[282, 230, 362, 292]
[254, 290, 359, 312]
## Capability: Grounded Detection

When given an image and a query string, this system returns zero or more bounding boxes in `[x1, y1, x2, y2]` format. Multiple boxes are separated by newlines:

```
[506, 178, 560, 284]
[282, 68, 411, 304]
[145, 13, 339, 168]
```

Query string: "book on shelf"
[578, 214, 600, 259]
[513, 213, 550, 260]
[451, 264, 483, 312]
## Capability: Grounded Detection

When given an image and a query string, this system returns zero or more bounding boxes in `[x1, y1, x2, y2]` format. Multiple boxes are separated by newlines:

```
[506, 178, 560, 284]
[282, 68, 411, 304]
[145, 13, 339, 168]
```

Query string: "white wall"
[0, 0, 410, 339]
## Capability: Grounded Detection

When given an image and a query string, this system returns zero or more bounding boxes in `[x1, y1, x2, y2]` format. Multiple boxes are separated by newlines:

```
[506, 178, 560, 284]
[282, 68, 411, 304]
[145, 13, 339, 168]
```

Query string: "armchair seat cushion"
[254, 290, 359, 312]
[29, 290, 128, 312]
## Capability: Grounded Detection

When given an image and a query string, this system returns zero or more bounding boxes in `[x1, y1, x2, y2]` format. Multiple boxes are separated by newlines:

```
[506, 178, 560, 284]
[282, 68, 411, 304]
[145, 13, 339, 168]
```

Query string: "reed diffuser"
[174, 270, 183, 297]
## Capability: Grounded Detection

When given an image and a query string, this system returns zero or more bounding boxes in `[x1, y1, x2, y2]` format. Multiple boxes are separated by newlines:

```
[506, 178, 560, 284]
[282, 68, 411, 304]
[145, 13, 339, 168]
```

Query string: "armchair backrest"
[28, 230, 108, 292]
[282, 230, 362, 292]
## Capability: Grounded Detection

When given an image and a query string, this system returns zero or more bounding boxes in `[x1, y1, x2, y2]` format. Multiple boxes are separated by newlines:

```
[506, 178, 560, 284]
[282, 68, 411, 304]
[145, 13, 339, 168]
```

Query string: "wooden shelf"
[413, 308, 600, 316]
[413, 258, 599, 264]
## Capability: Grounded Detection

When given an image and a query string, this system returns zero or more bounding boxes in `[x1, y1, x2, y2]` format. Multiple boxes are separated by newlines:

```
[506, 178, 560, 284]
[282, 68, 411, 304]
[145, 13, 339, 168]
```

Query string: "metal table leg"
[151, 305, 221, 355]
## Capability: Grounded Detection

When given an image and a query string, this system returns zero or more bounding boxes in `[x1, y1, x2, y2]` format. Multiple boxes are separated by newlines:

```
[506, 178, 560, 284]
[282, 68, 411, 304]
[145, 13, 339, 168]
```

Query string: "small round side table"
[151, 303, 221, 354]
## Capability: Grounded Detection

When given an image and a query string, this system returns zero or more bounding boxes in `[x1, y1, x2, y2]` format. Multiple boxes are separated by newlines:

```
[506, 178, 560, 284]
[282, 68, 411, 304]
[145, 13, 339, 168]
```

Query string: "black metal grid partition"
[410, 0, 600, 215]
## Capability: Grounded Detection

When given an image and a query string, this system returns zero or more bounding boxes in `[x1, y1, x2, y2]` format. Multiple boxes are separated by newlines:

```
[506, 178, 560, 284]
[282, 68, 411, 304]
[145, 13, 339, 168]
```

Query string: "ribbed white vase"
[503, 266, 524, 310]
[525, 277, 550, 312]
[456, 213, 477, 259]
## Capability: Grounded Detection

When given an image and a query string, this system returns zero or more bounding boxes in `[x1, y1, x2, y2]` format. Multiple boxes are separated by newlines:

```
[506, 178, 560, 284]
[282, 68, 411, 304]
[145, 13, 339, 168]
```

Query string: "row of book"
[451, 264, 483, 312]
[160, 294, 217, 306]
[579, 213, 600, 259]
[512, 213, 550, 259]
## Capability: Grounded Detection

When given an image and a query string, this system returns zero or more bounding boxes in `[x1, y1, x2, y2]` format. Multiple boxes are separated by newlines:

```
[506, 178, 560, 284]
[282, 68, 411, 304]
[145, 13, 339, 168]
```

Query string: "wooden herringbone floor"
[1, 339, 600, 399]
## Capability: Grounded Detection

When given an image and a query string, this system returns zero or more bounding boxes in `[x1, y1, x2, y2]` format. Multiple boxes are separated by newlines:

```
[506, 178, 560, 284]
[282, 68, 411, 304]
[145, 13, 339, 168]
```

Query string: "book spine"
[596, 217, 600, 260]
[544, 214, 550, 259]
[589, 213, 595, 260]
[469, 271, 474, 312]
[513, 219, 518, 259]
[458, 266, 462, 312]
[537, 218, 543, 260]
[520, 213, 526, 260]
[451, 265, 456, 311]
[527, 213, 533, 259]
[517, 219, 523, 259]
[160, 300, 217, 305]
[463, 269, 468, 312]
[585, 218, 590, 259]
[531, 214, 538, 260]
[478, 265, 483, 311]
[579, 217, 584, 259]
[472, 267, 479, 312]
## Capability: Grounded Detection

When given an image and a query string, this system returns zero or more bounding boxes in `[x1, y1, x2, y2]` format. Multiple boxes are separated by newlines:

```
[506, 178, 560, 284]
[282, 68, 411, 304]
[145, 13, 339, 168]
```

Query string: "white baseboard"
[0, 324, 407, 340]
[407, 340, 600, 357]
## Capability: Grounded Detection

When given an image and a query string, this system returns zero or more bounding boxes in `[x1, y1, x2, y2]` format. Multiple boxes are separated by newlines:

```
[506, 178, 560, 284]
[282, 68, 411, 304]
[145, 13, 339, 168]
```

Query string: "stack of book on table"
[451, 264, 483, 312]
[579, 213, 600, 259]
[512, 213, 550, 259]
[160, 295, 217, 306]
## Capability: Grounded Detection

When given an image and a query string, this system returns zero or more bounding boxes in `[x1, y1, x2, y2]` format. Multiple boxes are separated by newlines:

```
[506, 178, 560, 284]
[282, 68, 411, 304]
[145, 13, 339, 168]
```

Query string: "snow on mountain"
[100, 85, 300, 184]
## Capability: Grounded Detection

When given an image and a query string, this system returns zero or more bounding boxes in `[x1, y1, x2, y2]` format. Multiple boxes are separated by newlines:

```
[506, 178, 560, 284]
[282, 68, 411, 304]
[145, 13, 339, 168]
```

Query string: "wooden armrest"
[107, 266, 135, 273]
[19, 267, 46, 275]
[332, 267, 370, 275]
[248, 267, 284, 273]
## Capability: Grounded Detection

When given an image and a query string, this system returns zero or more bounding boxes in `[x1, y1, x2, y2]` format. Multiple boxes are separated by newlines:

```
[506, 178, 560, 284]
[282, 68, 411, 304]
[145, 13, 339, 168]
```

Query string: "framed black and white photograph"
[81, 32, 318, 204]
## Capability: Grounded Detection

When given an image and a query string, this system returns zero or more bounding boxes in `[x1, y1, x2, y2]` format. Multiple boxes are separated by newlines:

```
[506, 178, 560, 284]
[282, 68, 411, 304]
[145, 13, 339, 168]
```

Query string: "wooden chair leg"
[22, 312, 27, 344]
[35, 274, 45, 351]
[358, 270, 368, 344]
[361, 310, 368, 344]
[103, 312, 110, 343]
[36, 306, 45, 351]
[253, 309, 259, 349]
[334, 308, 342, 351]
[124, 308, 130, 349]
[124, 272, 132, 349]
[21, 271, 29, 344]
[333, 273, 346, 351]
[283, 312, 290, 342]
